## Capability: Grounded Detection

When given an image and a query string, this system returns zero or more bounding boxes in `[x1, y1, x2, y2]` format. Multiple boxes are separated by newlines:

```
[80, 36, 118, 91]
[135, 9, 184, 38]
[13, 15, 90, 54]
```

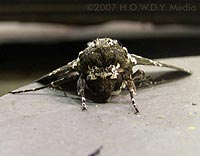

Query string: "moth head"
[86, 63, 121, 80]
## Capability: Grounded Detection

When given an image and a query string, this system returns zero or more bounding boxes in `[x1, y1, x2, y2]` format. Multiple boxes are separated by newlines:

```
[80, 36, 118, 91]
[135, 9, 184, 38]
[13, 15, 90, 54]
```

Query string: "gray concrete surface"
[0, 56, 200, 156]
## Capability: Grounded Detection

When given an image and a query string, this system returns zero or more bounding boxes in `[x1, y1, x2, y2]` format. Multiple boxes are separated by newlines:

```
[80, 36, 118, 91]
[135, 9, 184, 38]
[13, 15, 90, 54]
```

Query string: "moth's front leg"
[77, 75, 87, 111]
[124, 74, 140, 114]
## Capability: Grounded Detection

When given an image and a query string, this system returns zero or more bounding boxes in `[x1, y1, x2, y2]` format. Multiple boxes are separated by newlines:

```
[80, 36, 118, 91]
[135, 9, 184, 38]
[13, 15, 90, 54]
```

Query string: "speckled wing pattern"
[131, 54, 191, 74]
[37, 59, 79, 84]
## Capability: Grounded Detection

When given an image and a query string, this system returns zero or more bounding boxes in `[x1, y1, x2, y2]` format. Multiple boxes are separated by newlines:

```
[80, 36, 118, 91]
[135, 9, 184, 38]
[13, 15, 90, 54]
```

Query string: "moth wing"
[131, 54, 191, 74]
[36, 59, 79, 84]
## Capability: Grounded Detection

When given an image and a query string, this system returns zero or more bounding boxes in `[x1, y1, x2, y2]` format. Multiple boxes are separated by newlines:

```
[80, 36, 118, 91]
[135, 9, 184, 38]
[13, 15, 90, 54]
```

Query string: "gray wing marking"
[36, 58, 79, 83]
[48, 59, 78, 77]
[131, 54, 191, 74]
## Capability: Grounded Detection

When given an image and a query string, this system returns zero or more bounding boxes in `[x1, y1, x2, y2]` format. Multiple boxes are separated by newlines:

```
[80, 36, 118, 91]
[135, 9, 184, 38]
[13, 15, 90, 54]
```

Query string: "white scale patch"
[149, 60, 162, 67]
[49, 68, 61, 76]
[87, 38, 119, 48]
[127, 53, 137, 64]
[87, 63, 121, 80]
[71, 59, 78, 69]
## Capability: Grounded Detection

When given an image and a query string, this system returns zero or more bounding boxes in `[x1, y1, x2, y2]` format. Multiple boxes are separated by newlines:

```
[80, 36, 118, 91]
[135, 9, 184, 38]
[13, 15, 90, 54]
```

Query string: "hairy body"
[9, 38, 191, 114]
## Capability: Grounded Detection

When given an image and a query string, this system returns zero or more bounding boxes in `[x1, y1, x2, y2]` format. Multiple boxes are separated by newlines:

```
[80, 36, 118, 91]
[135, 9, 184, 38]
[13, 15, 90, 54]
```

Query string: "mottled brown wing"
[131, 54, 191, 74]
[36, 59, 79, 84]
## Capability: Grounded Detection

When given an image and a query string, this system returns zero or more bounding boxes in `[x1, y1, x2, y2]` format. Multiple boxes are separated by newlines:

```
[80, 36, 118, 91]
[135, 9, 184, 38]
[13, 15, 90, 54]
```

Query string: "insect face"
[86, 74, 123, 102]
[86, 63, 121, 80]
[77, 38, 128, 102]
[84, 61, 124, 102]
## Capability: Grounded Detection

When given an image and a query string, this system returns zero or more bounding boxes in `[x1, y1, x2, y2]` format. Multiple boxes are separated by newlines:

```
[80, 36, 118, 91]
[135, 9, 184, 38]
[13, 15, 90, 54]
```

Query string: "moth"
[9, 38, 191, 114]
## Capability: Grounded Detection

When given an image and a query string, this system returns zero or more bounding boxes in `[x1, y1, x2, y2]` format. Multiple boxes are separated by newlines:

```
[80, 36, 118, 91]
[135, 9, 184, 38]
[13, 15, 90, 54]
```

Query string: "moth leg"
[132, 69, 145, 80]
[124, 76, 140, 114]
[9, 77, 68, 94]
[77, 75, 87, 111]
[132, 69, 155, 87]
[54, 85, 67, 96]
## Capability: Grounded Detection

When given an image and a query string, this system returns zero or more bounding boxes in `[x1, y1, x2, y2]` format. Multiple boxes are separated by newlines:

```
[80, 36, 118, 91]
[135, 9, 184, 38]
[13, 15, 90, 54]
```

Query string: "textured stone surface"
[0, 56, 200, 156]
